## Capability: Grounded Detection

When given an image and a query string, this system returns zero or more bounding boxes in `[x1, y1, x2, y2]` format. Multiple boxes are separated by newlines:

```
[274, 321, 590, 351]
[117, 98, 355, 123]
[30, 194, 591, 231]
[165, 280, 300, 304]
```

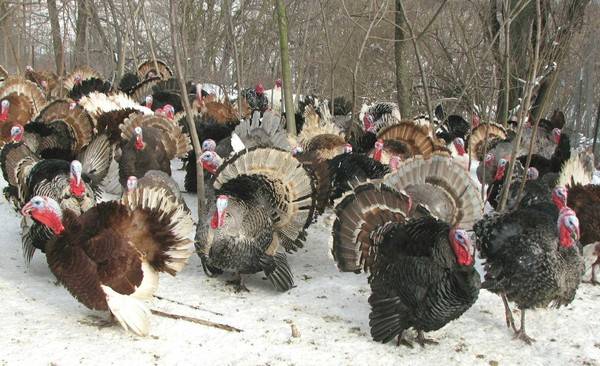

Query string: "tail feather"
[137, 59, 173, 80]
[377, 120, 435, 158]
[383, 154, 483, 229]
[468, 123, 507, 161]
[260, 252, 294, 292]
[214, 147, 316, 251]
[121, 186, 194, 274]
[34, 99, 95, 153]
[331, 182, 410, 273]
[121, 114, 191, 158]
[63, 66, 101, 90]
[558, 152, 593, 188]
[78, 134, 113, 189]
[0, 76, 47, 116]
[101, 285, 150, 336]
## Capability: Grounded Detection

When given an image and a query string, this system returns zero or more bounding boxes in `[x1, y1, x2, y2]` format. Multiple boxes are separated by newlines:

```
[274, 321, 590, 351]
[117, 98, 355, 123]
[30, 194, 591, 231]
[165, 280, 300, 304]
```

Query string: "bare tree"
[275, 0, 296, 134]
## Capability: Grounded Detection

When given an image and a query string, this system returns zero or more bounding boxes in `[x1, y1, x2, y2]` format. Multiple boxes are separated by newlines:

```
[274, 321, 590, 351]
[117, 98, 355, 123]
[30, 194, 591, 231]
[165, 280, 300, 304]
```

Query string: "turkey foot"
[396, 331, 414, 348]
[513, 310, 535, 345]
[80, 315, 116, 329]
[227, 274, 250, 293]
[416, 331, 438, 347]
[501, 293, 516, 331]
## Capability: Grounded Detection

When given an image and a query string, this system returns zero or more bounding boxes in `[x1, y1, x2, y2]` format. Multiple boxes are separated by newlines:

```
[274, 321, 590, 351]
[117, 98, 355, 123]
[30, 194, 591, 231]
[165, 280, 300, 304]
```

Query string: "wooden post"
[275, 0, 296, 134]
[169, 0, 205, 214]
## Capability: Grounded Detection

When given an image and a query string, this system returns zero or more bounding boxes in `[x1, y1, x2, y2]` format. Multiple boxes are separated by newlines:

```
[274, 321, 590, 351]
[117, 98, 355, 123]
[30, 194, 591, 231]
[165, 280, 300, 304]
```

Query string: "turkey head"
[449, 228, 474, 266]
[22, 196, 64, 235]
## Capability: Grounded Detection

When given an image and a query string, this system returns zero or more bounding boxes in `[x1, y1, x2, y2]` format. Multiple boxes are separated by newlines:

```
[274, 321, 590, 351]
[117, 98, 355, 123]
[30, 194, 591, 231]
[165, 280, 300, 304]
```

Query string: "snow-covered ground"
[1, 162, 599, 366]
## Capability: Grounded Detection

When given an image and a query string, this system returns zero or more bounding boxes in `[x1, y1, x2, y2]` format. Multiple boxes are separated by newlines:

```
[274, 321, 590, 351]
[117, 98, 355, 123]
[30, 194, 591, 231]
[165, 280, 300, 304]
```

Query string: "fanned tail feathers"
[121, 187, 194, 274]
[383, 154, 483, 229]
[214, 147, 316, 251]
[120, 114, 191, 158]
[331, 181, 411, 273]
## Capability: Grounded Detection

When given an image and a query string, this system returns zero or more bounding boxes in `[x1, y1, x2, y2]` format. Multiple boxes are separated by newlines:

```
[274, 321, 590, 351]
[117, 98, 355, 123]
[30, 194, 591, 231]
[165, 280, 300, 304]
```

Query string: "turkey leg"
[501, 293, 516, 331]
[513, 310, 535, 344]
[227, 272, 250, 292]
[416, 330, 438, 347]
[396, 330, 414, 348]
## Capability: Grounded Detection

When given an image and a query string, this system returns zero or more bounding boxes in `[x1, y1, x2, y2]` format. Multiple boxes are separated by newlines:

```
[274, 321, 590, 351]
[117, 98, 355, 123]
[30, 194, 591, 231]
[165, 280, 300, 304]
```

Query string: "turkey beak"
[21, 202, 33, 217]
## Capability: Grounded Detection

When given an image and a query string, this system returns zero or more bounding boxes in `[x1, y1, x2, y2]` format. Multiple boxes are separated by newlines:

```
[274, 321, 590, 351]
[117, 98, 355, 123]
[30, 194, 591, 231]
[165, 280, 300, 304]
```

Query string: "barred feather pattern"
[383, 154, 483, 230]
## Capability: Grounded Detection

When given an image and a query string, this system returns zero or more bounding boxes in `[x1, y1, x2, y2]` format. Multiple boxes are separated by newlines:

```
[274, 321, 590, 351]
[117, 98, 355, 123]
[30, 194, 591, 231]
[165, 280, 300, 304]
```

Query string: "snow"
[1, 161, 599, 366]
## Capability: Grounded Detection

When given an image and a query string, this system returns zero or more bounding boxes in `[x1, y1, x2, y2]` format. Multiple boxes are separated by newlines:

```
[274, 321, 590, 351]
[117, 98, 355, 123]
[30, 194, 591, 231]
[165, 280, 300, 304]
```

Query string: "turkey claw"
[416, 331, 438, 347]
[514, 330, 536, 345]
[226, 278, 250, 293]
[396, 336, 414, 348]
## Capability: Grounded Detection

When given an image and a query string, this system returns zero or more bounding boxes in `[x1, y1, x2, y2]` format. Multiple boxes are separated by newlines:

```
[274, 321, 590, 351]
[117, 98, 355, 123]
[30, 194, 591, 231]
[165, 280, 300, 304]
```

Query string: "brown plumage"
[0, 77, 47, 146]
[137, 59, 173, 80]
[468, 122, 507, 161]
[26, 99, 95, 158]
[117, 114, 190, 186]
[21, 187, 193, 336]
[198, 100, 241, 125]
[24, 67, 60, 98]
[376, 120, 436, 158]
[383, 154, 483, 230]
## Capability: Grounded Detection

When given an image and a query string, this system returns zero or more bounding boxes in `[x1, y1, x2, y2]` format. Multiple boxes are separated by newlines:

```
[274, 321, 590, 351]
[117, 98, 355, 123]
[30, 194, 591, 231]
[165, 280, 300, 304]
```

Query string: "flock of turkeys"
[0, 61, 598, 346]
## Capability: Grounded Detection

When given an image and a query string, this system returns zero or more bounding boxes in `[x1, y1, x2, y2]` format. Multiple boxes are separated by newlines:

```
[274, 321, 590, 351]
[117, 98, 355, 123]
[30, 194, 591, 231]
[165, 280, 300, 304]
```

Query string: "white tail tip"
[102, 285, 151, 336]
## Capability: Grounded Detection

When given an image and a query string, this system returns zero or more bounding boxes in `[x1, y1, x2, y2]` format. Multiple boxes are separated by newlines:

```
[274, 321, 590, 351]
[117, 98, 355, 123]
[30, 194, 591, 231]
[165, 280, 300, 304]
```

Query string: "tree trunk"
[275, 0, 296, 134]
[169, 0, 205, 214]
[74, 0, 88, 67]
[394, 0, 410, 118]
[47, 0, 63, 74]
[224, 0, 243, 115]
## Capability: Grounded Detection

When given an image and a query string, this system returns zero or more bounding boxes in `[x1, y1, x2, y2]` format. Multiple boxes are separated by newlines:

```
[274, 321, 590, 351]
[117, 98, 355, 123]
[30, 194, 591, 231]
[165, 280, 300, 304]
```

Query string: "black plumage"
[436, 115, 470, 144]
[327, 152, 389, 201]
[118, 72, 141, 94]
[474, 201, 584, 343]
[368, 217, 480, 344]
[68, 78, 112, 100]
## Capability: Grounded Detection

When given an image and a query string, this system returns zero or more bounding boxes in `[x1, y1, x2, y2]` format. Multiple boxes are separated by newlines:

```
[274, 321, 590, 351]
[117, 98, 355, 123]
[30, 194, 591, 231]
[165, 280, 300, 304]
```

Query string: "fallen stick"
[151, 309, 243, 333]
[153, 295, 224, 316]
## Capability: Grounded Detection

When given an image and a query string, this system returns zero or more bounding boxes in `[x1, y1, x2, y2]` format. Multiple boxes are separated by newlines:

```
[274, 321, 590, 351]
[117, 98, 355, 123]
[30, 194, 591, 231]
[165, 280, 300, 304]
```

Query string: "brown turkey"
[117, 113, 190, 187]
[20, 186, 194, 336]
[0, 77, 47, 147]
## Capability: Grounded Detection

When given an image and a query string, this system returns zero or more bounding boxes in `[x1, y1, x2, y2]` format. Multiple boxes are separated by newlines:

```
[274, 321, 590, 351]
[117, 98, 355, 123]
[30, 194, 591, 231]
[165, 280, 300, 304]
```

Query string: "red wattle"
[210, 211, 219, 229]
[0, 113, 8, 122]
[373, 149, 383, 161]
[456, 145, 466, 156]
[32, 210, 65, 235]
[202, 161, 217, 174]
[135, 137, 145, 151]
[70, 178, 86, 197]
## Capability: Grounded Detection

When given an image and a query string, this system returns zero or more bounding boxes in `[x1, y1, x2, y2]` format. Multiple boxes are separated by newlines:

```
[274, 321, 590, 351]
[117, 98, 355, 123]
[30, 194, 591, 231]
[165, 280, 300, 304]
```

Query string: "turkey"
[239, 84, 269, 118]
[184, 111, 287, 193]
[137, 59, 173, 80]
[468, 122, 508, 185]
[20, 186, 194, 336]
[359, 102, 402, 134]
[435, 114, 471, 144]
[24, 66, 60, 99]
[125, 171, 191, 216]
[327, 152, 390, 202]
[516, 129, 570, 178]
[62, 66, 103, 93]
[78, 91, 154, 194]
[292, 105, 347, 214]
[330, 179, 480, 346]
[195, 147, 315, 292]
[382, 154, 484, 230]
[474, 200, 584, 344]
[0, 76, 47, 146]
[1, 134, 112, 262]
[22, 99, 95, 160]
[117, 113, 191, 187]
